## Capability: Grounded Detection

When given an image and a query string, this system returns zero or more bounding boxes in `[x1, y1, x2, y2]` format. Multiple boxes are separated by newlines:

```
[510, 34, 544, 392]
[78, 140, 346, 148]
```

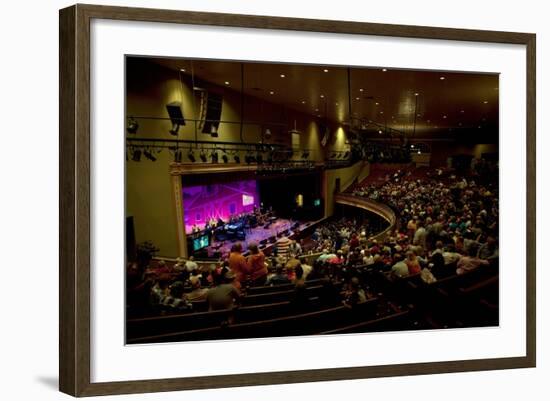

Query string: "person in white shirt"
[391, 254, 409, 278]
[362, 249, 374, 266]
[185, 256, 198, 273]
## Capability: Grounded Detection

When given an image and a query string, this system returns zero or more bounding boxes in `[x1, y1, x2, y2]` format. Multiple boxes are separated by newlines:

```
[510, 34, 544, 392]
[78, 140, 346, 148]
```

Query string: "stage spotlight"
[210, 124, 219, 138]
[169, 123, 181, 136]
[144, 149, 157, 162]
[131, 149, 142, 162]
[222, 154, 229, 163]
[200, 150, 207, 163]
[234, 154, 240, 163]
[187, 150, 196, 163]
[174, 149, 182, 163]
[126, 117, 139, 134]
[210, 150, 219, 163]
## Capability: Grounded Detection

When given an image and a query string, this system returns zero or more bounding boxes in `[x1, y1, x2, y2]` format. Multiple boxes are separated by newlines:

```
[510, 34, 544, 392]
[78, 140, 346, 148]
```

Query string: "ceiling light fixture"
[280, 74, 286, 78]
[440, 76, 445, 80]
[269, 91, 275, 95]
[323, 69, 329, 73]
[382, 68, 387, 72]
[224, 81, 230, 85]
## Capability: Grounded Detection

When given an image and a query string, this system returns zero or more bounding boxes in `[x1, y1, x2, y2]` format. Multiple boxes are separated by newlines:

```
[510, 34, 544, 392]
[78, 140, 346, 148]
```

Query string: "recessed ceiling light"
[356, 97, 360, 100]
[301, 100, 306, 104]
[460, 110, 465, 113]
[224, 81, 230, 85]
[414, 93, 419, 96]
[378, 130, 383, 134]
[315, 108, 319, 112]
[440, 76, 445, 80]
[379, 111, 384, 114]
[320, 94, 325, 98]
[269, 91, 275, 95]
[359, 88, 364, 92]
[280, 74, 286, 78]
[180, 68, 186, 72]
[323, 69, 329, 73]
[483, 100, 489, 104]
[443, 115, 447, 119]
[382, 68, 387, 72]
[375, 102, 379, 106]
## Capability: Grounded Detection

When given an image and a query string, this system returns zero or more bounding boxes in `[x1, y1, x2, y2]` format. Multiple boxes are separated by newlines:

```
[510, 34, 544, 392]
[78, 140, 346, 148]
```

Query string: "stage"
[197, 218, 316, 258]
[181, 172, 325, 259]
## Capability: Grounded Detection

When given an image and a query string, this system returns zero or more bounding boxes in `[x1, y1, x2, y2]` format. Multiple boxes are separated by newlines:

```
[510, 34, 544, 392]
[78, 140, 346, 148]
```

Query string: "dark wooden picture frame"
[59, 3, 536, 397]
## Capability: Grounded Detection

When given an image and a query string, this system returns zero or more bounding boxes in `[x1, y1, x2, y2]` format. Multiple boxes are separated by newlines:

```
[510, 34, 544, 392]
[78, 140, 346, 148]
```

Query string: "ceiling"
[147, 57, 499, 142]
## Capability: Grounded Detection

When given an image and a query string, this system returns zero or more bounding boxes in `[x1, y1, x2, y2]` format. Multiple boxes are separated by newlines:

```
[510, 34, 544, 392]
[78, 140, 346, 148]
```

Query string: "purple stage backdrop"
[182, 179, 259, 233]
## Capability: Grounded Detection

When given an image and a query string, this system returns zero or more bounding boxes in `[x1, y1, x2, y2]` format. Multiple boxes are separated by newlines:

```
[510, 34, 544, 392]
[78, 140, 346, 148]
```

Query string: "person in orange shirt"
[246, 242, 268, 286]
[228, 243, 248, 285]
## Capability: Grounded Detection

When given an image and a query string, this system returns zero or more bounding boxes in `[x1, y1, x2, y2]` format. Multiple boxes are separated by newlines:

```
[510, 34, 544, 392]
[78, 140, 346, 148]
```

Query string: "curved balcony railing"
[334, 194, 398, 241]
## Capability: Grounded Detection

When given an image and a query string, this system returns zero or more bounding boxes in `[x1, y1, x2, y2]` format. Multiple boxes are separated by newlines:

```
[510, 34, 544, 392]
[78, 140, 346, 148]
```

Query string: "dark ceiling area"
[145, 57, 499, 143]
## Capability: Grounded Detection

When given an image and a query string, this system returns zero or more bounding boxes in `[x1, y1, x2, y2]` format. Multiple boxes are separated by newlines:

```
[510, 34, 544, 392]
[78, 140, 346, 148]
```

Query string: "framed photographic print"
[59, 4, 536, 397]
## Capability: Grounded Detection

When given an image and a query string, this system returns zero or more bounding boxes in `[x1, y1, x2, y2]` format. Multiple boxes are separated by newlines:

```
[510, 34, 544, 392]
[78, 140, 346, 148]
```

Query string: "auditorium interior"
[125, 56, 499, 344]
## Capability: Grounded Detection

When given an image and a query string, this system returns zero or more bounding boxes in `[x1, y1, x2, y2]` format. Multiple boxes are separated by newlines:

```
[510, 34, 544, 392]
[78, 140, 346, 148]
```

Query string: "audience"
[246, 242, 268, 286]
[126, 164, 498, 331]
[206, 270, 241, 311]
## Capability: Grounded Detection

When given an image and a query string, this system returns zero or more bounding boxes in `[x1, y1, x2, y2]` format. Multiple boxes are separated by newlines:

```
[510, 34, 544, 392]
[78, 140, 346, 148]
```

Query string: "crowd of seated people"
[127, 165, 498, 323]
[343, 167, 498, 280]
[126, 238, 347, 316]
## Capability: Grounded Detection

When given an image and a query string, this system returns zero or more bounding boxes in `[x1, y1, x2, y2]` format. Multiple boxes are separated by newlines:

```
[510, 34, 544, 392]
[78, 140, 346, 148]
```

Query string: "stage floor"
[201, 218, 308, 258]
